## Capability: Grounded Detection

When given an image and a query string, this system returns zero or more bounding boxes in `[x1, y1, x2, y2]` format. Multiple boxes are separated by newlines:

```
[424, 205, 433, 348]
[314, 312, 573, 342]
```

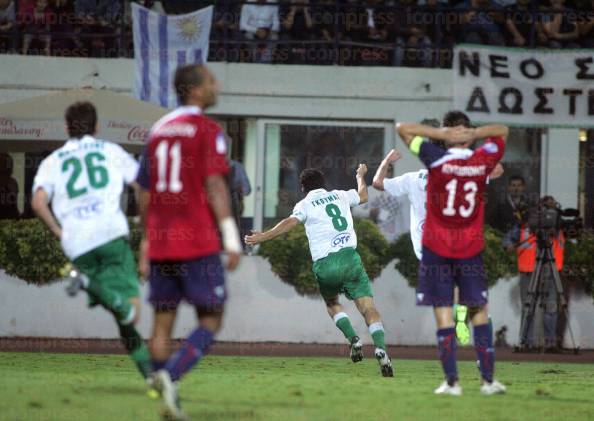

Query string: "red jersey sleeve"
[473, 136, 505, 173]
[203, 123, 229, 177]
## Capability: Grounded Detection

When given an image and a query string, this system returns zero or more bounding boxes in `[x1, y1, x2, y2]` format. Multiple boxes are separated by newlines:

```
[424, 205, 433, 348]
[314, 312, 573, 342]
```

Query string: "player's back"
[142, 106, 229, 261]
[33, 135, 137, 259]
[292, 188, 360, 262]
[420, 138, 505, 258]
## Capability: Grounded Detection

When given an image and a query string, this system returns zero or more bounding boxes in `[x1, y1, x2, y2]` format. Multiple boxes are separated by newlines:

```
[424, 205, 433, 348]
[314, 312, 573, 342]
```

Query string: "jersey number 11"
[155, 141, 183, 193]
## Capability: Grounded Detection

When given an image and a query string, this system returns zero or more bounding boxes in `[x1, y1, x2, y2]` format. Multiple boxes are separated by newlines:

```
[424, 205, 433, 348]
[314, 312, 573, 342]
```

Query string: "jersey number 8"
[325, 204, 348, 231]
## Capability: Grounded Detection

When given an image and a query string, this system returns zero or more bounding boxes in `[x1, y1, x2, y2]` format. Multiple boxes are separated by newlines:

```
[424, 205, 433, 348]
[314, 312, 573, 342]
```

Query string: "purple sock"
[165, 327, 214, 382]
[437, 327, 458, 385]
[473, 323, 494, 383]
[152, 360, 166, 372]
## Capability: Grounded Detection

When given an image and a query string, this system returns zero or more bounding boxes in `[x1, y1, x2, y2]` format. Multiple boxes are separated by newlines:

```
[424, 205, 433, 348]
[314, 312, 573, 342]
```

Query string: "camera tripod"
[517, 236, 579, 354]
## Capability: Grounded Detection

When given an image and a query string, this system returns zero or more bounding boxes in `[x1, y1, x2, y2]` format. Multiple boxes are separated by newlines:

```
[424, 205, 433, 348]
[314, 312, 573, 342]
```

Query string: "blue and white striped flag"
[131, 4, 213, 108]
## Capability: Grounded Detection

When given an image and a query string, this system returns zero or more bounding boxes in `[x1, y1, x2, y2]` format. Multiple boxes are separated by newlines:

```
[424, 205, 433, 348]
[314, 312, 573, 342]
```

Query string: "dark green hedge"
[0, 219, 68, 284]
[1, 218, 592, 301]
[391, 225, 517, 288]
[564, 232, 594, 294]
[0, 219, 143, 285]
[258, 219, 392, 297]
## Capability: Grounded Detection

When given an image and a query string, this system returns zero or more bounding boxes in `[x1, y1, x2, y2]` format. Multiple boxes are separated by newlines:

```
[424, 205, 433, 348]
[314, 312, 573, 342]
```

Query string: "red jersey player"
[137, 64, 241, 419]
[397, 111, 508, 397]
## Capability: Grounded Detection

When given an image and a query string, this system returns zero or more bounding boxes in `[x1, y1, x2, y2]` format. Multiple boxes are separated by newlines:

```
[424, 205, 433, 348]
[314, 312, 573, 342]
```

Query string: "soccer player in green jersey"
[245, 164, 393, 377]
[31, 101, 152, 383]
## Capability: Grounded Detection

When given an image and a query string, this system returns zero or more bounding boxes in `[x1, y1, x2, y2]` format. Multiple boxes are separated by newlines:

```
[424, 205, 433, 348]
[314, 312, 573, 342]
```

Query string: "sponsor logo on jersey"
[331, 232, 351, 247]
[70, 197, 103, 220]
[482, 142, 499, 154]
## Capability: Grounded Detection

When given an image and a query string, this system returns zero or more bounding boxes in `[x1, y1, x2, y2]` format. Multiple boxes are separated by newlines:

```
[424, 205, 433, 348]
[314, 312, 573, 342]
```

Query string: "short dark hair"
[509, 175, 525, 185]
[65, 101, 97, 139]
[442, 110, 472, 128]
[300, 169, 325, 193]
[174, 64, 205, 105]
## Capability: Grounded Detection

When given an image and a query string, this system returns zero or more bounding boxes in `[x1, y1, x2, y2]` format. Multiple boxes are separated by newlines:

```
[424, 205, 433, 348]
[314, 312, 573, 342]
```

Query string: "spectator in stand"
[282, 0, 314, 64]
[342, 0, 391, 66]
[578, 0, 594, 48]
[210, 1, 239, 62]
[20, 0, 52, 55]
[0, 0, 15, 52]
[543, 0, 580, 48]
[418, 0, 457, 68]
[76, 0, 121, 57]
[455, 0, 506, 46]
[50, 0, 77, 56]
[505, 0, 547, 47]
[240, 0, 280, 63]
[393, 0, 432, 67]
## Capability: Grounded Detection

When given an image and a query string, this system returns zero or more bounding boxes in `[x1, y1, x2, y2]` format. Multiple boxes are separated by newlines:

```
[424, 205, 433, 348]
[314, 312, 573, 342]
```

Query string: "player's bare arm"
[244, 216, 300, 246]
[372, 149, 401, 191]
[137, 187, 150, 278]
[356, 164, 368, 204]
[31, 188, 62, 239]
[205, 174, 242, 271]
[470, 124, 509, 143]
[490, 163, 505, 180]
[396, 122, 469, 146]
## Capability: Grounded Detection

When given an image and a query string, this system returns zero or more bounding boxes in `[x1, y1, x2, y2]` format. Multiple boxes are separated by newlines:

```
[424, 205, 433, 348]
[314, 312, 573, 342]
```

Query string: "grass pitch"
[1, 352, 593, 421]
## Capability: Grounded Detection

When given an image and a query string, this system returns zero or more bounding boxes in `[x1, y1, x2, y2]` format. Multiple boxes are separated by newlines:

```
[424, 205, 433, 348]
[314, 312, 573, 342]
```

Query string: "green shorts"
[312, 247, 373, 301]
[73, 237, 139, 307]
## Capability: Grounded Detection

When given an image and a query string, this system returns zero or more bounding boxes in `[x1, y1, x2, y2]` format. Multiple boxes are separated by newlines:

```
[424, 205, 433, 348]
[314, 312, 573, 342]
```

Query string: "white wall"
[543, 128, 580, 209]
[1, 258, 593, 348]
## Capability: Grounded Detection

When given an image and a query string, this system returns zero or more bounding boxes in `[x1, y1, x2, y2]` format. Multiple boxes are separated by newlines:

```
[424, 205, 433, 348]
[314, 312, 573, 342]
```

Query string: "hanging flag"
[131, 4, 213, 108]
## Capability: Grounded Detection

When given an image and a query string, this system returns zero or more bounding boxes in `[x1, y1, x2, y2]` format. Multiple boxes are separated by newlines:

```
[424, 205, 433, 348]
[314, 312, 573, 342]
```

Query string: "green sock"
[333, 312, 357, 341]
[369, 322, 386, 350]
[118, 322, 152, 379]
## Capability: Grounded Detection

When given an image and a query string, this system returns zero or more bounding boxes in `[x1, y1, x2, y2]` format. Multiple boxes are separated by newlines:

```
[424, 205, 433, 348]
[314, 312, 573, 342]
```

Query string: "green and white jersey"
[32, 135, 138, 260]
[291, 188, 360, 262]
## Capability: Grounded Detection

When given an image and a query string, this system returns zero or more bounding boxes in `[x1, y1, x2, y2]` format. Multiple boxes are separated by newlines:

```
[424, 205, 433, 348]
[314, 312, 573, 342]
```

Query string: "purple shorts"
[417, 247, 488, 308]
[149, 253, 226, 312]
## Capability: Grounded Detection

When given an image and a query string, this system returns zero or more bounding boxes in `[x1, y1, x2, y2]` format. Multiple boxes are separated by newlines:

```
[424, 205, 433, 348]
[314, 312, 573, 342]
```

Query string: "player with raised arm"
[245, 165, 394, 377]
[31, 101, 152, 384]
[373, 142, 503, 345]
[137, 64, 242, 420]
[396, 111, 508, 396]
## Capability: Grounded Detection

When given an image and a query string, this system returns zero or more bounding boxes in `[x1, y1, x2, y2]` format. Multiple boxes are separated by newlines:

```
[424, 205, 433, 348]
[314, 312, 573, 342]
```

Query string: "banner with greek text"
[453, 45, 594, 128]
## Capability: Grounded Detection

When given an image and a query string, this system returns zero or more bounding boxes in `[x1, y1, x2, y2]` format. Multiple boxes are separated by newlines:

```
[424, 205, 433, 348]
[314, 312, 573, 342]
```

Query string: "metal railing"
[1, 1, 592, 67]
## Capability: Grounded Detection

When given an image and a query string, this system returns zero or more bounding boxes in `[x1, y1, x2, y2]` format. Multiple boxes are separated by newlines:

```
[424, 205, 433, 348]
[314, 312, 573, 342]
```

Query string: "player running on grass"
[31, 101, 152, 383]
[245, 165, 393, 378]
[397, 111, 508, 396]
[137, 64, 242, 420]
[372, 145, 503, 345]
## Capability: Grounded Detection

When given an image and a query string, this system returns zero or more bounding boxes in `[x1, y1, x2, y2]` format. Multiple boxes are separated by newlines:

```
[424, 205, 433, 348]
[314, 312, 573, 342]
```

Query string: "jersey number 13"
[442, 179, 478, 218]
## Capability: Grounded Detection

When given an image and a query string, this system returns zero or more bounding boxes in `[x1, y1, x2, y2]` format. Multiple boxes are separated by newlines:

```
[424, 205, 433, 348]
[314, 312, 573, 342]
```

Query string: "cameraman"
[503, 196, 565, 352]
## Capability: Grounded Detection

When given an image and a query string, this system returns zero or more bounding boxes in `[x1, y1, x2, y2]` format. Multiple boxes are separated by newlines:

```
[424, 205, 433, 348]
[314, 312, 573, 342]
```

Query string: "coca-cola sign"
[127, 126, 149, 143]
